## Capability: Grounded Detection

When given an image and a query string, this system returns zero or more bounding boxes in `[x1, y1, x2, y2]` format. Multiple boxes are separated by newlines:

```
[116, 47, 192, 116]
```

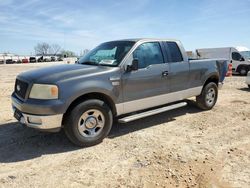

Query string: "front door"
[231, 51, 245, 72]
[121, 42, 169, 114]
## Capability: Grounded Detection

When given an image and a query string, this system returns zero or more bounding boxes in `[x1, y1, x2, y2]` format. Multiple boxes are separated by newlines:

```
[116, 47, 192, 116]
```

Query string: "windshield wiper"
[81, 61, 99, 66]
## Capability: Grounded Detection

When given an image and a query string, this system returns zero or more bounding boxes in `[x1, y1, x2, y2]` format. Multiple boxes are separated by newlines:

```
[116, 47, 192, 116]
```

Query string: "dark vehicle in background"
[51, 56, 56, 61]
[5, 59, 14, 64]
[29, 57, 37, 63]
[57, 56, 63, 61]
[0, 60, 4, 64]
[37, 56, 43, 62]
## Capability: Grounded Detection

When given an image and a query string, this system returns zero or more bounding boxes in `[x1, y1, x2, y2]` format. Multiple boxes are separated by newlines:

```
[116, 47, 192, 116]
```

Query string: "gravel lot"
[0, 64, 249, 188]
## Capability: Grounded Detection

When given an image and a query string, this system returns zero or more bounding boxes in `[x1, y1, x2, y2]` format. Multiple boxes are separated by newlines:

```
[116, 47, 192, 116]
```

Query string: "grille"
[15, 79, 29, 99]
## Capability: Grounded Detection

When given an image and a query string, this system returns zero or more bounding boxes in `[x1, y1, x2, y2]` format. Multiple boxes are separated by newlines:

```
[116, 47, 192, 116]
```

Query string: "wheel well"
[62, 92, 116, 125]
[204, 76, 219, 87]
[236, 65, 249, 72]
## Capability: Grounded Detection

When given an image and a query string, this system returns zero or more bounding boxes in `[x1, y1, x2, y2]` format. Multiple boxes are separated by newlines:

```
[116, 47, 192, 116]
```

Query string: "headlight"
[29, 84, 58, 99]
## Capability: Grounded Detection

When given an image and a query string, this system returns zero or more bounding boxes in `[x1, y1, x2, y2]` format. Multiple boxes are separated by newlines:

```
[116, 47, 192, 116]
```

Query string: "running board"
[118, 102, 187, 123]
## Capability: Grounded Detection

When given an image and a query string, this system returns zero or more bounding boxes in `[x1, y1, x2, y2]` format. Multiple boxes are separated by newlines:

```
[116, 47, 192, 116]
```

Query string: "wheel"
[196, 82, 218, 110]
[248, 85, 250, 88]
[64, 99, 113, 147]
[239, 67, 247, 76]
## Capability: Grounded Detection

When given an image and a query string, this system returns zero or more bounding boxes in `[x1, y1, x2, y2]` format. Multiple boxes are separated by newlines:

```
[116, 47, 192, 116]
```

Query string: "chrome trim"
[115, 86, 202, 115]
[13, 107, 63, 131]
[22, 113, 63, 130]
[118, 102, 187, 123]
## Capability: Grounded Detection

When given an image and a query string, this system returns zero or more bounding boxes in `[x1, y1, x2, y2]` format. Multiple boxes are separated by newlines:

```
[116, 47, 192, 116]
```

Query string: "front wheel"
[64, 99, 113, 147]
[239, 67, 248, 76]
[196, 82, 218, 110]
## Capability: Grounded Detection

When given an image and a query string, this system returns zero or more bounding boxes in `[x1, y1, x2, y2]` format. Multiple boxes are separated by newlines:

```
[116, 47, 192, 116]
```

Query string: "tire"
[248, 85, 250, 89]
[196, 82, 218, 110]
[239, 66, 248, 76]
[64, 99, 113, 147]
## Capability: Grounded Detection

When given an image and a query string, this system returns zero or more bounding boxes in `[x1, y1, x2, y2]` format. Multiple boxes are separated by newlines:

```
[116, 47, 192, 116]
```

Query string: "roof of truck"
[109, 38, 178, 42]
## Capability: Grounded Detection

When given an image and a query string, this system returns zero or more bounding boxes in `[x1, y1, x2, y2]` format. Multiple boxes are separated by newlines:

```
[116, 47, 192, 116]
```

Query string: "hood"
[18, 64, 113, 83]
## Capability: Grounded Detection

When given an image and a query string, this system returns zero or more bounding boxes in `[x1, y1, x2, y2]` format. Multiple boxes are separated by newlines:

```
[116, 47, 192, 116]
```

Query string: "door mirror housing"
[240, 57, 245, 61]
[127, 59, 139, 72]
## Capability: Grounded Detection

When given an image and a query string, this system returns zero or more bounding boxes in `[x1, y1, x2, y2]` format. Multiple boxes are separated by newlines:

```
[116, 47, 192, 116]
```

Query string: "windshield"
[78, 41, 135, 66]
[240, 51, 250, 59]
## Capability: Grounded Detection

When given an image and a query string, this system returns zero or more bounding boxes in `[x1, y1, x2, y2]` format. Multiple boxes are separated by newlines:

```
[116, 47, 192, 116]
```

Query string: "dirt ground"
[0, 64, 249, 188]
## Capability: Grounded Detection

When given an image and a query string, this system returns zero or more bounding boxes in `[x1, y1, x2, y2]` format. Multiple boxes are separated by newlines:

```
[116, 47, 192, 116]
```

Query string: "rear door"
[121, 42, 170, 114]
[163, 41, 190, 92]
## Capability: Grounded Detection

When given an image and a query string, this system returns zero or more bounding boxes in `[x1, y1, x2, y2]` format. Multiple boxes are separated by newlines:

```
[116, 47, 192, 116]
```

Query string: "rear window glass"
[166, 42, 183, 62]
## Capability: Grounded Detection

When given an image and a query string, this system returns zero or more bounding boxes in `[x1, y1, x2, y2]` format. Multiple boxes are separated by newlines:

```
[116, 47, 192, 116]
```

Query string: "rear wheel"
[248, 85, 250, 88]
[196, 82, 218, 110]
[64, 99, 113, 147]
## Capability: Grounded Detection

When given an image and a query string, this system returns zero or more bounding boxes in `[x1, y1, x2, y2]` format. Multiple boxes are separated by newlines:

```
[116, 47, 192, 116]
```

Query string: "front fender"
[60, 79, 121, 114]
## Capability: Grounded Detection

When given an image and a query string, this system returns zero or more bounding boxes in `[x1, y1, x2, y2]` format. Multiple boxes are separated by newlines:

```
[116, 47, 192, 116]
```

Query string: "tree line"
[34, 42, 89, 57]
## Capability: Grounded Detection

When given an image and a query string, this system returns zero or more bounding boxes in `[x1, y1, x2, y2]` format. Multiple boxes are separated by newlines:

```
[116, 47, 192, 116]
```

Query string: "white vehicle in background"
[43, 56, 52, 62]
[246, 72, 250, 88]
[236, 46, 250, 60]
[196, 47, 250, 75]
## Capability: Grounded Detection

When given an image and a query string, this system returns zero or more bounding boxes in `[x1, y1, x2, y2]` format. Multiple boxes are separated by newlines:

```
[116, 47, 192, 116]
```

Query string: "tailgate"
[216, 60, 229, 83]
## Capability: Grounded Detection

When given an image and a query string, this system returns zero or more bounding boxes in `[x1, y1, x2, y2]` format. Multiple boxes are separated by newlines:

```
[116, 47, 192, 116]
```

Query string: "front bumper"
[11, 93, 63, 132]
[14, 109, 63, 132]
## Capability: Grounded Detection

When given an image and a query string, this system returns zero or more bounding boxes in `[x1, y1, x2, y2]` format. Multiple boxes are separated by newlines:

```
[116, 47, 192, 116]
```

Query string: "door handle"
[162, 71, 169, 77]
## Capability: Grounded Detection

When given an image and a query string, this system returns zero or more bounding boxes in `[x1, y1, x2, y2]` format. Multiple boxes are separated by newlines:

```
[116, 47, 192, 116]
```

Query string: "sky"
[0, 0, 250, 55]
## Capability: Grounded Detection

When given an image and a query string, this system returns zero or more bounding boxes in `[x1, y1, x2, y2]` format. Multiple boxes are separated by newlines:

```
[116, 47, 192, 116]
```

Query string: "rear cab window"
[164, 42, 183, 63]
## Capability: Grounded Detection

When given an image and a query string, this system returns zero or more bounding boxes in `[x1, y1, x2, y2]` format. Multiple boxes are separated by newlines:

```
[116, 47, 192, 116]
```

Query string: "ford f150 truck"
[11, 39, 227, 146]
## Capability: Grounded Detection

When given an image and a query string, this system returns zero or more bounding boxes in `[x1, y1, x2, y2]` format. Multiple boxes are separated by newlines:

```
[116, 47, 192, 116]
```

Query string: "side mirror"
[127, 59, 139, 72]
[240, 57, 245, 61]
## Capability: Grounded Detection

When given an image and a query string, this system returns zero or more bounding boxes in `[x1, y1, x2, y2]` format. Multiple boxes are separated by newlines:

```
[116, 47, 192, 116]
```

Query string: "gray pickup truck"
[12, 39, 227, 146]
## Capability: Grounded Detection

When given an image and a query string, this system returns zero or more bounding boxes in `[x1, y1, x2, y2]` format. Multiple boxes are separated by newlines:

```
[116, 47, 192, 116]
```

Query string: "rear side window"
[165, 42, 183, 62]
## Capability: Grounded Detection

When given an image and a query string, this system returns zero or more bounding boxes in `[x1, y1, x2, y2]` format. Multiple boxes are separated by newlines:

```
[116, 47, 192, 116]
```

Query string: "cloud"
[1, 0, 250, 54]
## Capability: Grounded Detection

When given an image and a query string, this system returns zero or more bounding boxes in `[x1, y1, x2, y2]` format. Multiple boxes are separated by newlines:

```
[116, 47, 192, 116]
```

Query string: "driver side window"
[133, 42, 164, 69]
[232, 52, 242, 61]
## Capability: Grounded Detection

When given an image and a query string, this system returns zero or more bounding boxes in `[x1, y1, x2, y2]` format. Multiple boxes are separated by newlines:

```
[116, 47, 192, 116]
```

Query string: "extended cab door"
[163, 41, 190, 92]
[121, 42, 170, 114]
